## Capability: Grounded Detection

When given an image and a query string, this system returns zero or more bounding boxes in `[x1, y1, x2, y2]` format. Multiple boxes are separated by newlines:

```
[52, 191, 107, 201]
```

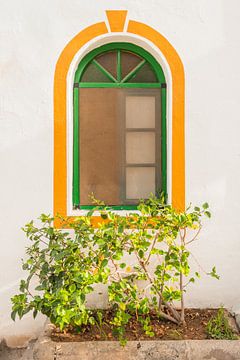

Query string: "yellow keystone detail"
[106, 10, 128, 32]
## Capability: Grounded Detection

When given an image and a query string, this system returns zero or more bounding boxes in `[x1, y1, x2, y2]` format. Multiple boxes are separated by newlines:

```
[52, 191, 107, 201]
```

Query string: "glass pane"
[128, 63, 157, 83]
[126, 132, 155, 164]
[126, 167, 155, 199]
[81, 62, 112, 82]
[126, 96, 155, 128]
[79, 88, 121, 205]
[121, 50, 142, 79]
[95, 51, 117, 79]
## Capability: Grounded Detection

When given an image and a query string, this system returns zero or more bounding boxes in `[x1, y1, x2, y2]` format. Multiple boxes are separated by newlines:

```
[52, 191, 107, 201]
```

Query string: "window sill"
[67, 208, 142, 217]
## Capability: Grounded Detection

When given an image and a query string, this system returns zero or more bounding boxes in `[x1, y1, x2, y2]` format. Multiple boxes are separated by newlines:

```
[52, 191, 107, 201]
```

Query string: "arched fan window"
[73, 43, 167, 209]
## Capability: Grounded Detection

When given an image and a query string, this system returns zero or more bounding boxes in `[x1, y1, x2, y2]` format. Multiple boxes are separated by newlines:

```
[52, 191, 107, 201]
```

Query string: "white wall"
[0, 0, 240, 340]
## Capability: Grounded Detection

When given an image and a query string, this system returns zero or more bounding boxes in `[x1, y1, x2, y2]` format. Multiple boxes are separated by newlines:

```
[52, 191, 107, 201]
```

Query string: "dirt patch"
[50, 308, 238, 342]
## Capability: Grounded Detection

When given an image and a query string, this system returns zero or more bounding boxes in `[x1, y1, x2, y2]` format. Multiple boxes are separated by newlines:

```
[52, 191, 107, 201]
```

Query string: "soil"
[50, 308, 239, 342]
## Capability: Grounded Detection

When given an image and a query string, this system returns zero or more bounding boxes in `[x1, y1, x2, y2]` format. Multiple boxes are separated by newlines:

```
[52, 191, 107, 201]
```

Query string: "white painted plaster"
[1, 0, 240, 340]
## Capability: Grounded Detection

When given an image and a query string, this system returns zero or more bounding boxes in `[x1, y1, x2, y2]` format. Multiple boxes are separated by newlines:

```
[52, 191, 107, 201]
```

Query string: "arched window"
[72, 43, 166, 210]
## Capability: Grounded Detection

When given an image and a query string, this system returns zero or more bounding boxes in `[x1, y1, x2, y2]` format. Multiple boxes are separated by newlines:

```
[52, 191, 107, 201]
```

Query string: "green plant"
[206, 307, 237, 340]
[11, 196, 218, 343]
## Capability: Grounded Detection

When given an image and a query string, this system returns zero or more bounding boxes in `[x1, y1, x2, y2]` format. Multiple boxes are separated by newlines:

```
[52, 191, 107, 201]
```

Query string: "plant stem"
[110, 256, 122, 281]
[135, 250, 181, 323]
[180, 271, 185, 324]
[158, 311, 179, 324]
[158, 248, 170, 311]
[186, 225, 202, 245]
[145, 230, 160, 264]
[180, 228, 186, 325]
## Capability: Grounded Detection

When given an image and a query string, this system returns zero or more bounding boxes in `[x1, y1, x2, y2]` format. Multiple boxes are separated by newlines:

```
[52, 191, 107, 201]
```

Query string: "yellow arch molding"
[54, 11, 185, 227]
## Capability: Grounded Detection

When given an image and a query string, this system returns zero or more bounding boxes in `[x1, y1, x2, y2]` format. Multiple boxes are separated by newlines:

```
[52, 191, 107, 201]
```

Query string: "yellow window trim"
[54, 11, 185, 227]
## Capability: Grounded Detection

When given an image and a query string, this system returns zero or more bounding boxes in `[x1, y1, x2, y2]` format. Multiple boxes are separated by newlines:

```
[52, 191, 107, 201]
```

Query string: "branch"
[189, 251, 208, 275]
[130, 239, 181, 323]
[158, 311, 179, 325]
[141, 258, 180, 322]
[179, 228, 186, 324]
[145, 230, 160, 264]
[158, 248, 170, 311]
[186, 225, 202, 245]
[109, 256, 122, 281]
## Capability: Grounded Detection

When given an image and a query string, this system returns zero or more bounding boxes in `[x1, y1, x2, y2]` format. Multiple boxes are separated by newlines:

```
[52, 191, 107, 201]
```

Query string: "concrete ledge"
[235, 313, 240, 331]
[0, 338, 36, 360]
[32, 336, 240, 360]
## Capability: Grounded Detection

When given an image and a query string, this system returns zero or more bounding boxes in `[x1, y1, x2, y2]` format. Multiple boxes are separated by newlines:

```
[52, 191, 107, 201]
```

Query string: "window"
[73, 43, 166, 209]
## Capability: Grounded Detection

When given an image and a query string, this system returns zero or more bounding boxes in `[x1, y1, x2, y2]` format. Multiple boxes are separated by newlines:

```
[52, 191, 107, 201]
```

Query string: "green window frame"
[73, 42, 167, 210]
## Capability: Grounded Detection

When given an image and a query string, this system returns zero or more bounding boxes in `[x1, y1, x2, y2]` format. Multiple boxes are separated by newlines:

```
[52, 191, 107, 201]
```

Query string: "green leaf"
[203, 202, 209, 209]
[11, 311, 17, 321]
[208, 266, 220, 280]
[76, 295, 82, 308]
[101, 259, 108, 267]
[120, 263, 126, 269]
[194, 206, 200, 212]
[138, 249, 144, 259]
[69, 284, 76, 293]
[89, 316, 95, 325]
[35, 285, 45, 291]
[22, 263, 28, 270]
[33, 309, 38, 319]
[19, 280, 26, 292]
[86, 208, 95, 217]
[204, 211, 211, 218]
[119, 303, 126, 310]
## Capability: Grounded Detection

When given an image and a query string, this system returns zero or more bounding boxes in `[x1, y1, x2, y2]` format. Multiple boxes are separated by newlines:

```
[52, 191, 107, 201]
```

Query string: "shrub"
[11, 197, 218, 342]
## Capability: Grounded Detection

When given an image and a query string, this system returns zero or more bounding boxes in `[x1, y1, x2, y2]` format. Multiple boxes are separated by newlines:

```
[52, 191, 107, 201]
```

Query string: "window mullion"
[161, 84, 167, 198]
[117, 50, 121, 82]
[121, 59, 146, 83]
[73, 85, 80, 208]
[92, 59, 118, 83]
[126, 128, 155, 132]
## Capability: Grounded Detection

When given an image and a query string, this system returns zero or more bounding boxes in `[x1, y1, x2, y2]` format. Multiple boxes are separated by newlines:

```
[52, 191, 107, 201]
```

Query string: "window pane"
[81, 62, 112, 82]
[79, 89, 121, 205]
[121, 51, 142, 79]
[128, 63, 158, 83]
[78, 88, 161, 207]
[95, 51, 117, 79]
[126, 167, 155, 199]
[126, 132, 155, 164]
[126, 96, 155, 128]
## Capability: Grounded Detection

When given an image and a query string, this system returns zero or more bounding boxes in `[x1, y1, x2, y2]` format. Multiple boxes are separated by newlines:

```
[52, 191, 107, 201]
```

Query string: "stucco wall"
[0, 0, 240, 340]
